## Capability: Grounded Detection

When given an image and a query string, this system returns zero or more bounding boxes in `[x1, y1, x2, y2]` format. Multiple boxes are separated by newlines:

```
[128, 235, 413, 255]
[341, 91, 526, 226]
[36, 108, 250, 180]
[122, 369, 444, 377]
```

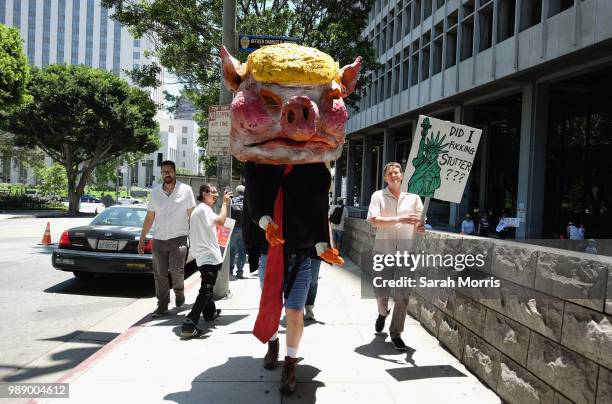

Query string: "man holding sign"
[180, 184, 232, 339]
[368, 162, 425, 350]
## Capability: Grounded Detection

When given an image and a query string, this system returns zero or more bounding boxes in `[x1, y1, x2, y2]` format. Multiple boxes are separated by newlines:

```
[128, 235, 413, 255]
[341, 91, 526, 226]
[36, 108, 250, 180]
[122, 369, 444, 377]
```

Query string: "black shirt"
[244, 162, 331, 254]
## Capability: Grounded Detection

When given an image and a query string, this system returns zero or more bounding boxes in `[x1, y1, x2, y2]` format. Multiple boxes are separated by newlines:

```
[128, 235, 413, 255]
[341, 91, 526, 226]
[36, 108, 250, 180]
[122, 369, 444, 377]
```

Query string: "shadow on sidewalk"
[355, 334, 416, 366]
[164, 356, 323, 404]
[0, 331, 117, 382]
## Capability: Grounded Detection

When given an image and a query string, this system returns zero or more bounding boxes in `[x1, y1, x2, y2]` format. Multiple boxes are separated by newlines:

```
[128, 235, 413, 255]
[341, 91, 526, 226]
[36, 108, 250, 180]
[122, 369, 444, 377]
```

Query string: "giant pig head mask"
[221, 43, 362, 164]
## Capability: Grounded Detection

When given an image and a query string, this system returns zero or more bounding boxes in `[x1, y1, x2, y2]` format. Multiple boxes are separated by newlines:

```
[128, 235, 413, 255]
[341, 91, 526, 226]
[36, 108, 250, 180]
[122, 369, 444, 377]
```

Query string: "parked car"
[117, 195, 142, 205]
[80, 194, 102, 203]
[52, 206, 153, 279]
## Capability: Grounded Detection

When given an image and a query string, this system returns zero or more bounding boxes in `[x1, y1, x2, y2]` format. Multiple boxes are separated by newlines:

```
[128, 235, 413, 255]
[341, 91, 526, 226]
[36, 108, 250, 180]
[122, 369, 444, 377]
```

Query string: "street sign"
[402, 115, 482, 204]
[208, 105, 231, 155]
[238, 34, 300, 52]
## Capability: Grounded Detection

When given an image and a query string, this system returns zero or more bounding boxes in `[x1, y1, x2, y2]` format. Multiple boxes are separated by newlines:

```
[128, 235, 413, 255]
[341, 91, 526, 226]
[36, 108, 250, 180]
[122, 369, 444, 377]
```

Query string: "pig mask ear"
[339, 56, 363, 97]
[220, 46, 244, 92]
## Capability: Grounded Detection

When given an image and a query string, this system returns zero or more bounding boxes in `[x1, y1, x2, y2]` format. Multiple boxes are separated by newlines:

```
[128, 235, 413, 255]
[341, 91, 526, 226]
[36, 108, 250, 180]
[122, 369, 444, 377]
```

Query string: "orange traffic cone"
[40, 222, 52, 245]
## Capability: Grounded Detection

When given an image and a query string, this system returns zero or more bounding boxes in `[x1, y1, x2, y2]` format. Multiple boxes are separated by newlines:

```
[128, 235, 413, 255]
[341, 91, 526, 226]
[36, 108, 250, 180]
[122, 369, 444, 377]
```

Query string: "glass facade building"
[340, 0, 612, 240]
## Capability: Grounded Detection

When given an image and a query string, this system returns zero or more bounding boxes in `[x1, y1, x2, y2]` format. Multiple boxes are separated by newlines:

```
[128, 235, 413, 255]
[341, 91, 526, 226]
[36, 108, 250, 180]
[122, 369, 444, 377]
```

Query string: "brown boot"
[280, 356, 298, 394]
[263, 339, 279, 370]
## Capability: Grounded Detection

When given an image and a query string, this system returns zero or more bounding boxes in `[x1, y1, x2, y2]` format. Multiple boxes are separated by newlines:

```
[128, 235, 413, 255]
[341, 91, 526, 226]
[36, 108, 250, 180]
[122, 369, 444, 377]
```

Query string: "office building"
[338, 0, 612, 238]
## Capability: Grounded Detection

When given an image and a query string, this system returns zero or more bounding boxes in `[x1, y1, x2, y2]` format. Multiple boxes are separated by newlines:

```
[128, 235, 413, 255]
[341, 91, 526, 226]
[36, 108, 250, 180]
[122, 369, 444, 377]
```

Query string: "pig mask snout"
[280, 96, 319, 141]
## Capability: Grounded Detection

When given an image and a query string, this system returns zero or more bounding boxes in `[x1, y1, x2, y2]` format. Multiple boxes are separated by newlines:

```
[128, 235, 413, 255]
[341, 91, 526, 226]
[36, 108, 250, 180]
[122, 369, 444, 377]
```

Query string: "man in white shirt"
[180, 183, 232, 339]
[328, 197, 349, 249]
[138, 160, 196, 317]
[367, 162, 425, 351]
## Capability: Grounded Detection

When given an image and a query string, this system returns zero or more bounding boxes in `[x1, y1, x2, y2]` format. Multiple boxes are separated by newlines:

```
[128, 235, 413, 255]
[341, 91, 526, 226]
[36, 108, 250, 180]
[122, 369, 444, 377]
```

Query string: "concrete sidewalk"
[40, 258, 501, 404]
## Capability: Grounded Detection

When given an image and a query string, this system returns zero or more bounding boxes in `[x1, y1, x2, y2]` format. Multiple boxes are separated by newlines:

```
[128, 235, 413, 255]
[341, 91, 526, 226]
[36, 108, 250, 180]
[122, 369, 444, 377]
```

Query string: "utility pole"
[213, 0, 236, 300]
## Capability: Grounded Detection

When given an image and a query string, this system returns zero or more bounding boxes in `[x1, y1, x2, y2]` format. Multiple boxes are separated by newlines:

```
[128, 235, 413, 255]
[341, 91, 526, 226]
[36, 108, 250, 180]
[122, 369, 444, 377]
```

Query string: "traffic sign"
[208, 105, 231, 155]
[238, 34, 300, 52]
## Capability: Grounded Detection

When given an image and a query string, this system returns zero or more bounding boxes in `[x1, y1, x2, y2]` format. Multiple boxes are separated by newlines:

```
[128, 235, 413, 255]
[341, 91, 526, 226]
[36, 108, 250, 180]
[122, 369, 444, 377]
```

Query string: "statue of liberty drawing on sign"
[407, 117, 450, 197]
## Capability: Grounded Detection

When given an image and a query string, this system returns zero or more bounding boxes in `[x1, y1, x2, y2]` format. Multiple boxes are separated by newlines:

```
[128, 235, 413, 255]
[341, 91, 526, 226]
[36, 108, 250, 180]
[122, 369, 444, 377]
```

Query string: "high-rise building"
[340, 0, 612, 240]
[0, 0, 167, 185]
[0, 0, 161, 105]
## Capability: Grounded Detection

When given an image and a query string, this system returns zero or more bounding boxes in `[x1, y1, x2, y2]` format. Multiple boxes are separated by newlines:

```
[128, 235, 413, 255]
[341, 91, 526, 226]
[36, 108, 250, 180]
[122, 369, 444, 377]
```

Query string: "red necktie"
[253, 165, 292, 343]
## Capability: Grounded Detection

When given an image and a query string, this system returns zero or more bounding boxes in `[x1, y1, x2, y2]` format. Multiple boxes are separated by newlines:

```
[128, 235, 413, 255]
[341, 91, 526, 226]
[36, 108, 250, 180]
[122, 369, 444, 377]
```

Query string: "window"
[99, 6, 108, 68]
[85, 0, 94, 66]
[42, 0, 51, 66]
[395, 5, 402, 43]
[402, 46, 410, 90]
[404, 2, 412, 36]
[461, 12, 474, 61]
[56, 0, 66, 64]
[71, 0, 80, 64]
[549, 0, 574, 17]
[182, 150, 186, 157]
[133, 51, 140, 60]
[182, 162, 185, 168]
[27, 0, 36, 64]
[412, 0, 421, 30]
[112, 21, 122, 75]
[182, 126, 188, 134]
[497, 0, 516, 43]
[385, 60, 392, 99]
[133, 63, 140, 69]
[182, 137, 187, 145]
[519, 0, 542, 32]
[479, 1, 493, 52]
[411, 39, 419, 86]
[13, 0, 21, 28]
[0, 1, 5, 24]
[169, 125, 174, 132]
[133, 39, 141, 47]
[393, 54, 400, 95]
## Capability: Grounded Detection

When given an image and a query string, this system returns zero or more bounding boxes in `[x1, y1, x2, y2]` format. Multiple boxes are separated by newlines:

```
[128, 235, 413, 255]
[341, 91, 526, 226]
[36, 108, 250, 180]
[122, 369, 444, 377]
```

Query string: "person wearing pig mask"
[221, 43, 361, 395]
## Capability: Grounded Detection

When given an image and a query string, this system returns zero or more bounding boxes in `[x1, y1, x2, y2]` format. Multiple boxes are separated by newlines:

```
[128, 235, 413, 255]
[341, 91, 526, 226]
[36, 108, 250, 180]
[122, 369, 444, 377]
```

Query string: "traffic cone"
[40, 222, 52, 245]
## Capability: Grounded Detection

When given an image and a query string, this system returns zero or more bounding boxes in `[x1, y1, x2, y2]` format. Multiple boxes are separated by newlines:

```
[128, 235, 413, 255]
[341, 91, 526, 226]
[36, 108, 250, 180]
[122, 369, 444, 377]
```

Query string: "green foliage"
[102, 0, 375, 92]
[0, 24, 31, 113]
[34, 163, 68, 196]
[2, 64, 160, 213]
[102, 0, 377, 153]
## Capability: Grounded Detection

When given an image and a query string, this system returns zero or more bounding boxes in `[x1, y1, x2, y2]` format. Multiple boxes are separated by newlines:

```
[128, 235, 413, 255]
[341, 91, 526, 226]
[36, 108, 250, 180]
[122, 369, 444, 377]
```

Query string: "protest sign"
[402, 115, 482, 204]
[505, 218, 520, 228]
[216, 217, 236, 260]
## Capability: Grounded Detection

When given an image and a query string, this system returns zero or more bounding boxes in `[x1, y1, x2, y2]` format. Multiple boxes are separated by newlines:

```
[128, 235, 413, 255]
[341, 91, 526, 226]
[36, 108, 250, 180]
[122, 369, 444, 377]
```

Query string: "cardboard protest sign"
[216, 217, 236, 260]
[402, 115, 482, 204]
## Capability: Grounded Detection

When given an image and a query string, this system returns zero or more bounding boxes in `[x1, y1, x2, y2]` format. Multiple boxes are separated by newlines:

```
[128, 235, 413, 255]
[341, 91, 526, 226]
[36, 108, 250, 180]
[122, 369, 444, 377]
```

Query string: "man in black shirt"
[229, 185, 246, 279]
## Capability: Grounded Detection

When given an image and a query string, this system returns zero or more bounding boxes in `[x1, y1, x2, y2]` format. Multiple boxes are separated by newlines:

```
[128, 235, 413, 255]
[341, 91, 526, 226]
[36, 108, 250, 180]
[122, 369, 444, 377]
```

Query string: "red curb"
[27, 273, 203, 404]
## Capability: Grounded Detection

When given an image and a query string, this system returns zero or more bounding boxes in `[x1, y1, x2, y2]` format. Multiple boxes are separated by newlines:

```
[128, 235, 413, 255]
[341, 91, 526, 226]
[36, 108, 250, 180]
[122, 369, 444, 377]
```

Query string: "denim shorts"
[258, 253, 312, 310]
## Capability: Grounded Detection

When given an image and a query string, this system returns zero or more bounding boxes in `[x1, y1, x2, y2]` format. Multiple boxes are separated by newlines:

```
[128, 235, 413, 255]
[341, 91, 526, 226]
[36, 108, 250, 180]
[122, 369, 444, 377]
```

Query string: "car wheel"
[73, 271, 94, 280]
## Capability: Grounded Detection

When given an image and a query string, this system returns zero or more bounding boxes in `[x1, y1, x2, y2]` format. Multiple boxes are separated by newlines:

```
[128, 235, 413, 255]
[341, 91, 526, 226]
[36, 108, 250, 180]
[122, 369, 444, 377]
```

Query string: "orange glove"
[320, 248, 344, 266]
[265, 222, 285, 246]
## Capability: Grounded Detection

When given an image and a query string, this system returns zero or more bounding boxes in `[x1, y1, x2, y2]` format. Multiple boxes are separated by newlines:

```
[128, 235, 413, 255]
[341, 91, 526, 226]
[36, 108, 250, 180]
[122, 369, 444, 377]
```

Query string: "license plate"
[97, 240, 119, 251]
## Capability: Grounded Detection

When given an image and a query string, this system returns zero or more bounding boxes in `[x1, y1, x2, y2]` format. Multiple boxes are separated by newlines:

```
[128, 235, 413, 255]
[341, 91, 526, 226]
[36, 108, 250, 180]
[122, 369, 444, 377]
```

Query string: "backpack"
[329, 206, 344, 225]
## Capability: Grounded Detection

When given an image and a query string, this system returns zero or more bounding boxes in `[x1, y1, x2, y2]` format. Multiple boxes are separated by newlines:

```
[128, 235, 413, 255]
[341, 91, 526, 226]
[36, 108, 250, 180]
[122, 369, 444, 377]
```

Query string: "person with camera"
[180, 184, 232, 339]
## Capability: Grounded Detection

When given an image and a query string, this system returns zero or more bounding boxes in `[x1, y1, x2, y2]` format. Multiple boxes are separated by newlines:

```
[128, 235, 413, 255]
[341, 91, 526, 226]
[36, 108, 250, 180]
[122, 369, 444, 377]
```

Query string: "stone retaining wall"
[343, 217, 612, 404]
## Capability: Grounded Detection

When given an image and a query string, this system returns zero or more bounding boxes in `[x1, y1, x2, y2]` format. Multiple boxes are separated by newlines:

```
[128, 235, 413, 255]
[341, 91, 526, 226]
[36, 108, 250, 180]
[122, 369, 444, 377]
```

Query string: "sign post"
[238, 34, 300, 52]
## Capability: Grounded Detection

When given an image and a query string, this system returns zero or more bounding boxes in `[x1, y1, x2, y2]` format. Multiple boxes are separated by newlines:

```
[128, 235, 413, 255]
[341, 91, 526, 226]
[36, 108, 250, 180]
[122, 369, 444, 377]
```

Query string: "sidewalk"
[41, 258, 501, 404]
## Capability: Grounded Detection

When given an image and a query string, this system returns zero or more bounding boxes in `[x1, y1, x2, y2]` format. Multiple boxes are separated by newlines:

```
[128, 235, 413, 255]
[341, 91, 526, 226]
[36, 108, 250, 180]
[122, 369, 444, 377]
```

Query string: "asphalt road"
[0, 216, 156, 383]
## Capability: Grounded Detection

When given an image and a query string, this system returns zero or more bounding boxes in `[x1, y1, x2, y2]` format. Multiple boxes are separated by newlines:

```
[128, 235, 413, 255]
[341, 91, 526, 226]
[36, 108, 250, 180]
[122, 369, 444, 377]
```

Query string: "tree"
[3, 65, 160, 214]
[0, 23, 31, 113]
[34, 163, 68, 196]
[102, 0, 377, 173]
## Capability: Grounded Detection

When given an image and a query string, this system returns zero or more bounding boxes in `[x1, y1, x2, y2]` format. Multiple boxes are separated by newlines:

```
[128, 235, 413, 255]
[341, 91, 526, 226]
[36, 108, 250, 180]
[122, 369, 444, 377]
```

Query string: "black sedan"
[52, 206, 153, 279]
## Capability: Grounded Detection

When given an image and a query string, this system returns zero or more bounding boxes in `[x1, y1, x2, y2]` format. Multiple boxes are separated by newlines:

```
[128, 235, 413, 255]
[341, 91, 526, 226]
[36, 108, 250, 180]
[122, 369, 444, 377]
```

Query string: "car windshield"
[90, 207, 147, 226]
